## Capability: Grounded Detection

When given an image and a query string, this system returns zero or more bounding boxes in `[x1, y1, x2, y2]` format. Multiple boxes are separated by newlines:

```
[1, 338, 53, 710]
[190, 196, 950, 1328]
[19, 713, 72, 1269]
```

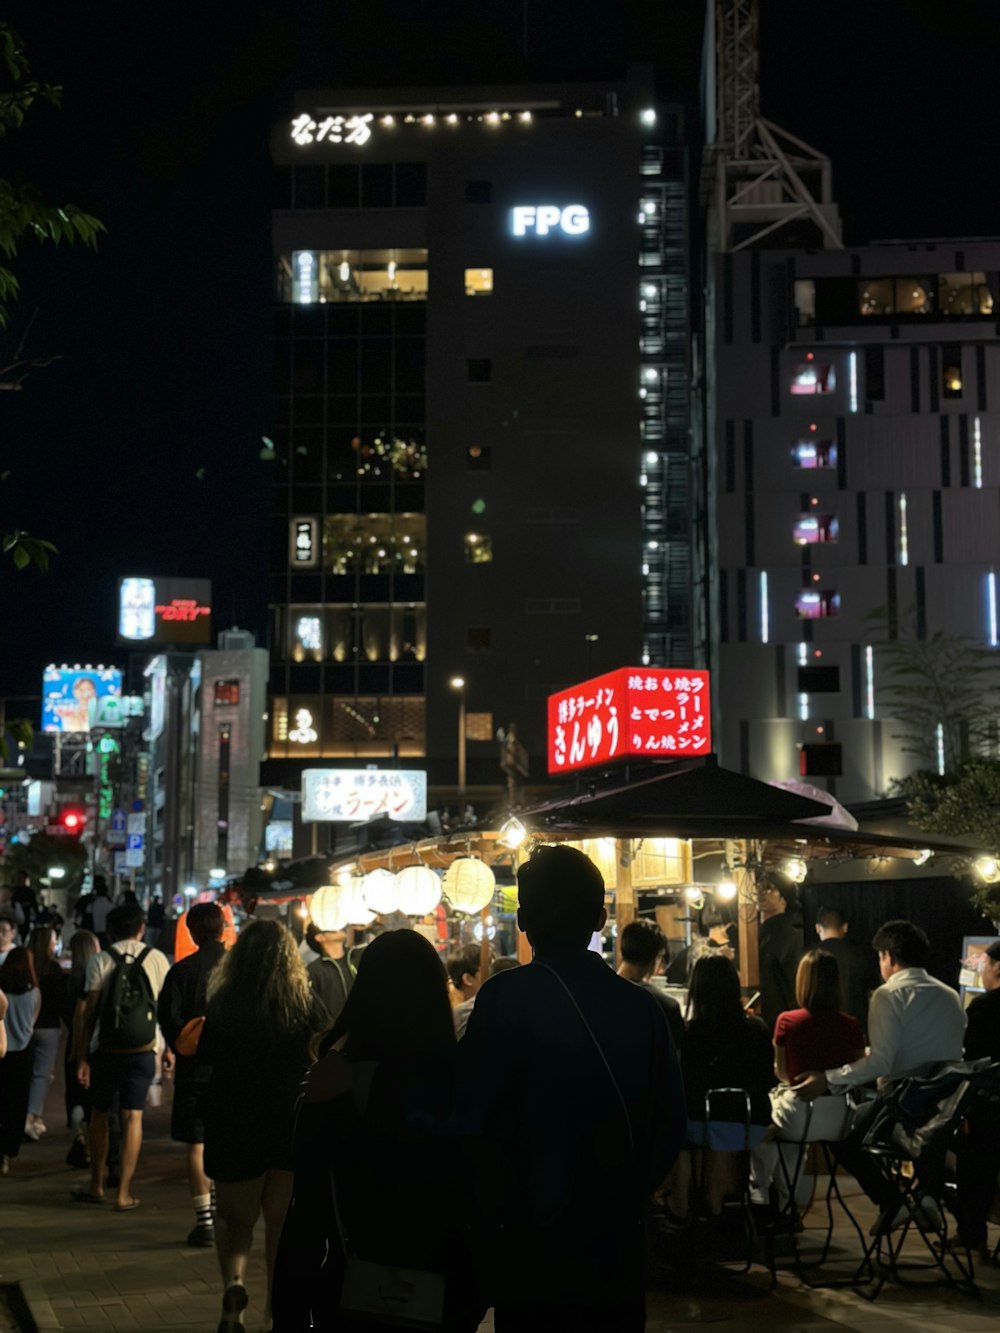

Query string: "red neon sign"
[156, 599, 211, 623]
[547, 667, 711, 775]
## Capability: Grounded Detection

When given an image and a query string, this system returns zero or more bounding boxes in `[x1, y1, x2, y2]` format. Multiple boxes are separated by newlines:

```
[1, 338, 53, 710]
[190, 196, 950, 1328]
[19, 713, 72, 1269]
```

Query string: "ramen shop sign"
[547, 667, 711, 774]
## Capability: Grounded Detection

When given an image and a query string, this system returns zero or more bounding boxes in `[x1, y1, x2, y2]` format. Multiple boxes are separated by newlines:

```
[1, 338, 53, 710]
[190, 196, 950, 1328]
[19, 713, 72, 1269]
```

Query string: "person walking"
[273, 929, 484, 1332]
[458, 845, 686, 1332]
[157, 902, 227, 1248]
[0, 913, 16, 964]
[25, 926, 67, 1140]
[63, 930, 100, 1169]
[74, 903, 171, 1210]
[0, 947, 40, 1175]
[199, 919, 326, 1333]
[91, 877, 113, 947]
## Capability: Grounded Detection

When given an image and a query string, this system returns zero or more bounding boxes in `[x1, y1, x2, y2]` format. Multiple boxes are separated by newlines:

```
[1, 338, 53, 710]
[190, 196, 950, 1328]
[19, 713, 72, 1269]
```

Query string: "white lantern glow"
[394, 865, 443, 917]
[343, 876, 376, 927]
[309, 883, 348, 932]
[443, 858, 496, 914]
[362, 868, 399, 914]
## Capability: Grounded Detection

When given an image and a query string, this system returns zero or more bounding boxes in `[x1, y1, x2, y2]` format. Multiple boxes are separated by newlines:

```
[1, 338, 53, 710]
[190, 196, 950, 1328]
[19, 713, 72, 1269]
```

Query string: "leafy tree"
[0, 828, 88, 895]
[0, 713, 31, 764]
[865, 605, 1000, 772]
[1, 21, 104, 570]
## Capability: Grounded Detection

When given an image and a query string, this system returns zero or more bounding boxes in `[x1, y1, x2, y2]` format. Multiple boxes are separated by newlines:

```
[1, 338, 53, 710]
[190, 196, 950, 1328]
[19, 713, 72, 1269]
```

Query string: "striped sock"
[194, 1193, 213, 1228]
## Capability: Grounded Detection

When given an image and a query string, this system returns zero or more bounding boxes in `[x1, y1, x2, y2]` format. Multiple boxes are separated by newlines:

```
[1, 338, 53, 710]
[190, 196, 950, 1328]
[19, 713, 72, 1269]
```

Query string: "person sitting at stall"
[617, 919, 684, 1050]
[446, 944, 485, 1040]
[664, 953, 775, 1220]
[952, 939, 1000, 1261]
[665, 911, 735, 985]
[793, 920, 966, 1233]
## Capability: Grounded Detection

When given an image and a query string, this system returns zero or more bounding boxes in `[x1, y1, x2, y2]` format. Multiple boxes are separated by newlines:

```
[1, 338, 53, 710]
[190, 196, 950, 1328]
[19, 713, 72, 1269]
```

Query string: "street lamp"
[449, 676, 467, 814]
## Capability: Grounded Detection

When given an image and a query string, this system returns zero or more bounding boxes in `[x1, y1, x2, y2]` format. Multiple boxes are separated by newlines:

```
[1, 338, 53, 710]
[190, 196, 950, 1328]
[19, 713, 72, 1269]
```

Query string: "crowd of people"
[1, 850, 1000, 1331]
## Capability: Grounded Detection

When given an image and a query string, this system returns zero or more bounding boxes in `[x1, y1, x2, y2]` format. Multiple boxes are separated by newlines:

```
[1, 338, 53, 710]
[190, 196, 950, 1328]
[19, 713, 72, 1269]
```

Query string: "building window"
[270, 695, 426, 759]
[800, 743, 843, 777]
[278, 248, 428, 303]
[465, 268, 494, 296]
[796, 590, 840, 619]
[938, 272, 993, 316]
[942, 345, 963, 398]
[464, 532, 492, 563]
[859, 279, 894, 318]
[467, 358, 492, 382]
[797, 665, 840, 693]
[793, 514, 839, 545]
[792, 439, 837, 468]
[864, 346, 885, 400]
[467, 626, 492, 652]
[790, 361, 836, 395]
[214, 680, 241, 706]
[465, 180, 492, 203]
[293, 615, 323, 659]
[394, 162, 427, 207]
[894, 278, 935, 316]
[793, 279, 815, 324]
[466, 445, 491, 470]
[324, 514, 426, 575]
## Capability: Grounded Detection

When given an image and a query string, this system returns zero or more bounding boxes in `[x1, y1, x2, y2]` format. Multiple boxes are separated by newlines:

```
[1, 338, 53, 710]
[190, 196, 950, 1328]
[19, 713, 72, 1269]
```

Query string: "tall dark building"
[264, 69, 697, 813]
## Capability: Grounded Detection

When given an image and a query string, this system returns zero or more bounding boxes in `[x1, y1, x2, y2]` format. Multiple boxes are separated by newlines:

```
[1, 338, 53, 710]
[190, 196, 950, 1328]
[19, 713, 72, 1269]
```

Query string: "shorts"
[171, 1076, 208, 1144]
[91, 1050, 156, 1113]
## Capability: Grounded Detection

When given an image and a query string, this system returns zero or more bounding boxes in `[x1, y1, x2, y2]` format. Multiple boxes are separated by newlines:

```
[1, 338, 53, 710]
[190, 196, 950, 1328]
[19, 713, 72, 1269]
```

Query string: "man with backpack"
[74, 902, 171, 1211]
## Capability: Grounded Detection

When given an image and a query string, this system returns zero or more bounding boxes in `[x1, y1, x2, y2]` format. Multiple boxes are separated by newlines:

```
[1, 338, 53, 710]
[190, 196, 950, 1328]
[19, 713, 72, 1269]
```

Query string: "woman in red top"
[774, 949, 865, 1084]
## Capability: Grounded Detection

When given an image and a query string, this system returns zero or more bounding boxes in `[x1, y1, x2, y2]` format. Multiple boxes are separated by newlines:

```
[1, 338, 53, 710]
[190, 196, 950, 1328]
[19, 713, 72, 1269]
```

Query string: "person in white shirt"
[794, 919, 965, 1227]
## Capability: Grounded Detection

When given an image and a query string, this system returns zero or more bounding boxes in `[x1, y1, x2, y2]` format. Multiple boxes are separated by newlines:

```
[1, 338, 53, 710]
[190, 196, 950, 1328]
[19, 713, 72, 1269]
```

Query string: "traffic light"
[58, 808, 87, 836]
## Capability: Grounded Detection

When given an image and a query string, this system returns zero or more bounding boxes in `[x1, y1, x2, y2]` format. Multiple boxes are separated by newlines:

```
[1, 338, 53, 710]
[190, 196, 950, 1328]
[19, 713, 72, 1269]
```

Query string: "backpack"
[862, 1059, 1000, 1165]
[99, 947, 157, 1051]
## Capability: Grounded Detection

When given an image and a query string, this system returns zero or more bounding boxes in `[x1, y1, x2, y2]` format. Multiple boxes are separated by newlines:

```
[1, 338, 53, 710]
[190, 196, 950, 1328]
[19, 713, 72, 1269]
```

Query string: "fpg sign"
[510, 204, 590, 237]
[547, 667, 711, 775]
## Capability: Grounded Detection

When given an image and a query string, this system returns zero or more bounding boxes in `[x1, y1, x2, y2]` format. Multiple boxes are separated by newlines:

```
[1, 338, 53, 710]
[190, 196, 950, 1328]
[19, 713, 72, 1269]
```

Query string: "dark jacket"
[681, 1014, 776, 1126]
[758, 913, 803, 1030]
[157, 942, 226, 1080]
[457, 949, 686, 1311]
[964, 987, 1000, 1063]
[307, 954, 355, 1027]
[818, 935, 876, 1035]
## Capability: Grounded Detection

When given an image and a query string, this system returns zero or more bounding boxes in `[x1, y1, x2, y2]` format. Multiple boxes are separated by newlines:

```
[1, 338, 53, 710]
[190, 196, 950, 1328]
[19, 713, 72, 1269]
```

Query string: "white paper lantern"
[362, 868, 399, 915]
[443, 858, 496, 914]
[343, 876, 376, 927]
[309, 883, 349, 932]
[394, 865, 443, 917]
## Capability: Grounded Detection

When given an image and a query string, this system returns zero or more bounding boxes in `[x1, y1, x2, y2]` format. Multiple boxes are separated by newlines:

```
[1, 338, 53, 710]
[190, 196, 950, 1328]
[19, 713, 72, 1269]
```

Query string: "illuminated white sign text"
[511, 204, 590, 237]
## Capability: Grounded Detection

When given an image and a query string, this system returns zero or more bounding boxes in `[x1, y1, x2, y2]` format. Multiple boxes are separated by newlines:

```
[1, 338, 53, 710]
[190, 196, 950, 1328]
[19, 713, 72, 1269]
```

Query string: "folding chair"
[688, 1087, 775, 1283]
[771, 1093, 867, 1281]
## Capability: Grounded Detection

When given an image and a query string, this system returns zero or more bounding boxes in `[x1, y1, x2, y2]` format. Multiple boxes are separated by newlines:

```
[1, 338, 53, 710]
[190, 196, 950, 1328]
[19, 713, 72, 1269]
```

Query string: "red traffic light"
[59, 809, 87, 834]
[64, 812, 82, 830]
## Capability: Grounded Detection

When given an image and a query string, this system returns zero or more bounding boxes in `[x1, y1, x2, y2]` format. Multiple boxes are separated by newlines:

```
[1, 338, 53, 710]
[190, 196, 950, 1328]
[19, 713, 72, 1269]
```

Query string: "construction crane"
[706, 0, 843, 251]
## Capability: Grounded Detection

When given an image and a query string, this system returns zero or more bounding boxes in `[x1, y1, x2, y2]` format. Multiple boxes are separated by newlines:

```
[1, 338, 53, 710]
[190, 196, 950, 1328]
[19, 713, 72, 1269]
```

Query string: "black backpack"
[99, 947, 157, 1051]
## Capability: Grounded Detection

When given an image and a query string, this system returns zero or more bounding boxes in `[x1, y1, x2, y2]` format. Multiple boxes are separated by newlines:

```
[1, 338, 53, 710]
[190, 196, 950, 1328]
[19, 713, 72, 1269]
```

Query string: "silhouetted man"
[460, 845, 685, 1332]
[953, 939, 1000, 1259]
[757, 878, 803, 1029]
[815, 904, 876, 1034]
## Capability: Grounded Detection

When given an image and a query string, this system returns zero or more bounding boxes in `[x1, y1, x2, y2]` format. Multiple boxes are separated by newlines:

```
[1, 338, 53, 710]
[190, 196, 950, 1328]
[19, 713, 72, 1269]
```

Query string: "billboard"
[547, 667, 711, 775]
[118, 576, 212, 646]
[302, 769, 427, 823]
[42, 665, 123, 735]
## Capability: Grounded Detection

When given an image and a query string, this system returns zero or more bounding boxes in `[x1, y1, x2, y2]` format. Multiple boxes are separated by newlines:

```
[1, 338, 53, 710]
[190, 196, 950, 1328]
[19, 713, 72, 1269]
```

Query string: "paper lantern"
[310, 883, 349, 932]
[362, 868, 399, 915]
[394, 865, 443, 917]
[443, 858, 496, 914]
[342, 876, 376, 928]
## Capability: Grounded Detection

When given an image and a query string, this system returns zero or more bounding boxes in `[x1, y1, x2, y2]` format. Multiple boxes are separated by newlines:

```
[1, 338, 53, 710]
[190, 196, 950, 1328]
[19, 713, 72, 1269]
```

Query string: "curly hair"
[208, 918, 314, 1036]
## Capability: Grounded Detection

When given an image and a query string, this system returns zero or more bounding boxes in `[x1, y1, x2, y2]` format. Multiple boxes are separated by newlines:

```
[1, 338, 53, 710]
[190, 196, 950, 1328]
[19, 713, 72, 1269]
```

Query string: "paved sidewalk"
[3, 1078, 1000, 1331]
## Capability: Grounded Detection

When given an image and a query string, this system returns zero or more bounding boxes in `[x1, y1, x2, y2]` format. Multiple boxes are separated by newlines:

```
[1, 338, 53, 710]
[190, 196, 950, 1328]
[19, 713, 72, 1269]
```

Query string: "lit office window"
[791, 439, 837, 469]
[793, 514, 839, 545]
[942, 345, 963, 398]
[278, 249, 428, 303]
[464, 532, 493, 563]
[795, 590, 840, 619]
[938, 272, 993, 316]
[324, 514, 426, 575]
[790, 361, 836, 395]
[465, 268, 494, 296]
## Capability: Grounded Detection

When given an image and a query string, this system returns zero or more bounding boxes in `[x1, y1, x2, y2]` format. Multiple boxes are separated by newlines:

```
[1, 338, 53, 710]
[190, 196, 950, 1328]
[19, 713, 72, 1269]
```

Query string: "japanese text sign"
[302, 769, 427, 823]
[547, 667, 711, 774]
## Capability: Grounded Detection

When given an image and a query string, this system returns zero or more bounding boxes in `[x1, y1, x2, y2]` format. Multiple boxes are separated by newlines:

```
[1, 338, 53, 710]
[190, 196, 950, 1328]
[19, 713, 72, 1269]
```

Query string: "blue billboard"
[42, 665, 124, 734]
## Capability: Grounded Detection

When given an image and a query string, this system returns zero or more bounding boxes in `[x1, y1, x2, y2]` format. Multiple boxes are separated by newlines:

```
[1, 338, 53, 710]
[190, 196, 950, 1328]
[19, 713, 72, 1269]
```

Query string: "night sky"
[2, 0, 998, 709]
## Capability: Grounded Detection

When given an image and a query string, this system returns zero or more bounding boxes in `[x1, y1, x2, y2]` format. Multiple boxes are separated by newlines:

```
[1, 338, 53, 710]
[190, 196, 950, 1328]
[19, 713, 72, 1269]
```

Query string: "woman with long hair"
[773, 949, 865, 1085]
[25, 926, 67, 1140]
[200, 919, 326, 1333]
[63, 930, 101, 1168]
[0, 947, 40, 1174]
[665, 953, 775, 1218]
[272, 928, 483, 1333]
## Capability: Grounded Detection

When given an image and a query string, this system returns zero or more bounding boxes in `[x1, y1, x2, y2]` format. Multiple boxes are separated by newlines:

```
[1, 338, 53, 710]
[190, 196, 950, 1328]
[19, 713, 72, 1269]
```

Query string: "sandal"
[70, 1187, 106, 1204]
[114, 1198, 141, 1211]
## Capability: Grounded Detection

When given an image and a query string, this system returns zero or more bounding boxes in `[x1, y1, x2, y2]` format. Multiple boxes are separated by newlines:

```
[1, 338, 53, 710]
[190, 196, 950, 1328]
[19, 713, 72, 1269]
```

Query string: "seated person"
[665, 911, 735, 985]
[953, 939, 1000, 1261]
[664, 954, 774, 1218]
[616, 919, 684, 1051]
